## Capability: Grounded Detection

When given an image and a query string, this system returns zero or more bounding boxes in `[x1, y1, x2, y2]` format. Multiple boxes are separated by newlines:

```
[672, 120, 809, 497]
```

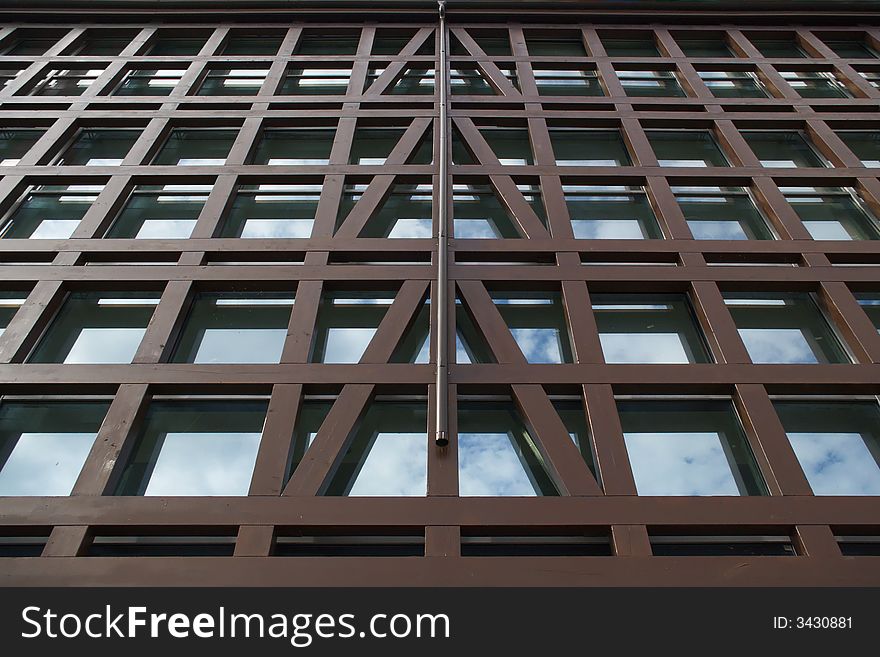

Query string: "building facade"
[0, 0, 879, 585]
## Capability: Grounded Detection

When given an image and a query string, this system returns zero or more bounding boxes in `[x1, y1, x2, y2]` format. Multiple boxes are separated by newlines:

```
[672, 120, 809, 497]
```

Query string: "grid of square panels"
[0, 15, 879, 585]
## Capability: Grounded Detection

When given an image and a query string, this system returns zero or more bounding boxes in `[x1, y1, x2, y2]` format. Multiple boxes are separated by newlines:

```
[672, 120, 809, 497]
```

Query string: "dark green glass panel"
[106, 186, 208, 239]
[0, 129, 44, 165]
[58, 129, 140, 166]
[648, 130, 729, 167]
[251, 128, 335, 165]
[742, 131, 826, 168]
[153, 129, 237, 165]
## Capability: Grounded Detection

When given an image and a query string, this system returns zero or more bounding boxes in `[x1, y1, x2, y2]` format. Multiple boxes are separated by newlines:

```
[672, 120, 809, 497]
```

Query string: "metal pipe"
[434, 0, 449, 447]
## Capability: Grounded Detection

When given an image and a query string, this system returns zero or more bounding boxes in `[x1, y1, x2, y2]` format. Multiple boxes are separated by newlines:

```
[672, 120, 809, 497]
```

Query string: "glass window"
[836, 131, 880, 168]
[783, 186, 880, 240]
[618, 399, 766, 496]
[280, 66, 352, 95]
[311, 292, 394, 363]
[455, 298, 496, 364]
[366, 65, 435, 95]
[450, 65, 499, 95]
[647, 129, 729, 167]
[856, 294, 880, 331]
[106, 184, 210, 239]
[0, 292, 26, 337]
[565, 184, 662, 239]
[602, 36, 660, 57]
[698, 70, 769, 98]
[751, 38, 808, 58]
[391, 300, 430, 364]
[325, 400, 427, 496]
[221, 183, 317, 238]
[859, 69, 880, 89]
[374, 30, 425, 55]
[549, 128, 631, 166]
[197, 68, 269, 96]
[479, 127, 533, 165]
[0, 36, 58, 56]
[0, 66, 24, 89]
[29, 292, 159, 364]
[593, 294, 710, 363]
[825, 40, 879, 59]
[152, 128, 237, 166]
[0, 184, 102, 239]
[56, 129, 140, 166]
[450, 31, 509, 56]
[349, 126, 431, 165]
[617, 69, 685, 97]
[724, 293, 850, 364]
[674, 185, 774, 240]
[286, 398, 333, 483]
[29, 68, 104, 96]
[552, 398, 598, 478]
[66, 32, 136, 56]
[532, 66, 604, 96]
[0, 400, 110, 496]
[250, 128, 334, 165]
[172, 293, 294, 364]
[774, 400, 880, 495]
[677, 38, 734, 58]
[778, 70, 850, 98]
[222, 34, 283, 56]
[492, 292, 572, 364]
[452, 182, 539, 238]
[525, 33, 586, 57]
[113, 68, 186, 96]
[742, 130, 828, 168]
[296, 30, 360, 55]
[457, 400, 558, 496]
[144, 36, 207, 56]
[0, 128, 44, 165]
[351, 183, 433, 238]
[115, 399, 267, 496]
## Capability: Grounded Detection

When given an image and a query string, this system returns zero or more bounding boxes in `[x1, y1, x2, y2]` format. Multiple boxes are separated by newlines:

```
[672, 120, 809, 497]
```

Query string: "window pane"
[145, 36, 206, 55]
[280, 67, 352, 95]
[0, 400, 109, 496]
[0, 129, 44, 165]
[0, 292, 26, 337]
[825, 40, 878, 59]
[492, 292, 572, 363]
[450, 66, 497, 95]
[678, 38, 734, 57]
[480, 127, 533, 165]
[785, 188, 880, 240]
[198, 68, 269, 96]
[617, 69, 685, 97]
[325, 400, 427, 496]
[602, 37, 659, 57]
[311, 292, 394, 363]
[751, 39, 807, 58]
[647, 130, 729, 167]
[674, 186, 774, 240]
[775, 400, 880, 495]
[457, 400, 558, 496]
[29, 292, 159, 364]
[836, 131, 880, 168]
[533, 68, 603, 97]
[355, 183, 433, 238]
[724, 293, 850, 364]
[455, 299, 496, 364]
[618, 399, 766, 496]
[566, 184, 661, 239]
[286, 399, 333, 482]
[0, 185, 100, 239]
[552, 398, 598, 478]
[67, 34, 134, 56]
[153, 129, 237, 166]
[221, 183, 317, 238]
[57, 129, 141, 166]
[741, 131, 827, 168]
[1, 37, 58, 56]
[347, 126, 428, 165]
[30, 68, 103, 96]
[368, 66, 435, 95]
[526, 35, 586, 57]
[296, 31, 360, 55]
[106, 184, 209, 239]
[222, 35, 282, 56]
[172, 293, 294, 364]
[114, 68, 185, 96]
[698, 71, 768, 98]
[549, 129, 631, 166]
[593, 294, 710, 363]
[251, 128, 334, 165]
[115, 399, 267, 496]
[856, 294, 880, 331]
[779, 70, 849, 98]
[452, 182, 528, 238]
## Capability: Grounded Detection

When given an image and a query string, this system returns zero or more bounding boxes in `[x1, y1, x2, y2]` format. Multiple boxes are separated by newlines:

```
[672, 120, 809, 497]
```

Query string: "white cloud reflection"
[64, 327, 145, 364]
[600, 332, 690, 364]
[348, 432, 427, 496]
[738, 328, 818, 363]
[458, 432, 537, 496]
[193, 328, 286, 363]
[509, 328, 563, 363]
[787, 432, 880, 495]
[0, 432, 95, 495]
[624, 431, 741, 496]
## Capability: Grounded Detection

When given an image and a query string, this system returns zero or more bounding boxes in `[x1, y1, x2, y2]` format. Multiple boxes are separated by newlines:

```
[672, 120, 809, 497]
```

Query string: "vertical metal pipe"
[434, 0, 449, 447]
